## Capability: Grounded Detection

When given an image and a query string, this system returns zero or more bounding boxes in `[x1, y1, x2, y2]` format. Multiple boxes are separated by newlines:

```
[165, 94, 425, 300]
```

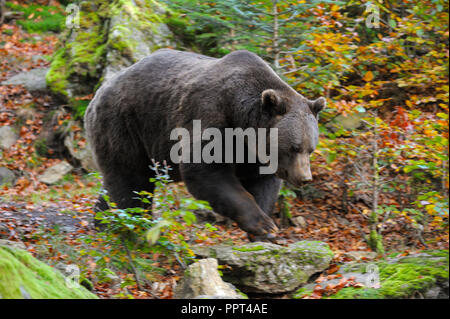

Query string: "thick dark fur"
[85, 49, 324, 237]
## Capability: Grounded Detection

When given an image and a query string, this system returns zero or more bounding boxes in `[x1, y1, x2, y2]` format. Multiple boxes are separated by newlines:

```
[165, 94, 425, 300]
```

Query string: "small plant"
[278, 185, 296, 228]
[5, 2, 65, 33]
[86, 161, 213, 292]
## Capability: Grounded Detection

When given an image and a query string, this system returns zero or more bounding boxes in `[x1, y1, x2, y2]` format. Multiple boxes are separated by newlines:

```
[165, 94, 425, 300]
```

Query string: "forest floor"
[1, 23, 448, 299]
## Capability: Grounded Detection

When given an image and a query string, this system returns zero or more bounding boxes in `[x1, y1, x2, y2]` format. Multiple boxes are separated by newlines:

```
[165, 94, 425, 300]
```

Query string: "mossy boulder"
[46, 0, 175, 115]
[193, 241, 334, 293]
[0, 246, 98, 299]
[294, 250, 449, 299]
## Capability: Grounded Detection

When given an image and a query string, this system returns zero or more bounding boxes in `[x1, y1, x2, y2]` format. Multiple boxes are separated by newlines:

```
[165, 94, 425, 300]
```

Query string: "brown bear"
[84, 49, 325, 240]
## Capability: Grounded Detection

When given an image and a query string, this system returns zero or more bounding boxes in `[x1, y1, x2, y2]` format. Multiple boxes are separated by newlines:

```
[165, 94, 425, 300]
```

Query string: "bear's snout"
[292, 153, 313, 185]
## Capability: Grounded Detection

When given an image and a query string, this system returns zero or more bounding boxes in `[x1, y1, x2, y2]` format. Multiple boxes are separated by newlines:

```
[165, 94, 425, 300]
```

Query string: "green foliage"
[164, 0, 339, 70]
[0, 246, 97, 299]
[5, 2, 65, 33]
[83, 162, 213, 289]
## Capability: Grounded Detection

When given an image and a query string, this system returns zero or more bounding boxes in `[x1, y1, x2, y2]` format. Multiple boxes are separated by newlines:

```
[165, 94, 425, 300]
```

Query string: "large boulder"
[46, 0, 175, 109]
[294, 250, 449, 299]
[194, 241, 334, 293]
[102, 0, 174, 83]
[0, 245, 98, 299]
[174, 258, 246, 299]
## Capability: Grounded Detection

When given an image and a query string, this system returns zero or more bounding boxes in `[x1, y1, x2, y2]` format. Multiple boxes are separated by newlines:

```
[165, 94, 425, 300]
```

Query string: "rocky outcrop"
[193, 241, 334, 294]
[174, 258, 246, 299]
[46, 0, 175, 108]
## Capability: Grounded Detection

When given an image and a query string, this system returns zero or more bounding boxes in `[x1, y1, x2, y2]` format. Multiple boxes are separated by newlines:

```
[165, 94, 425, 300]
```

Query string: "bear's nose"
[297, 153, 312, 182]
[300, 174, 312, 182]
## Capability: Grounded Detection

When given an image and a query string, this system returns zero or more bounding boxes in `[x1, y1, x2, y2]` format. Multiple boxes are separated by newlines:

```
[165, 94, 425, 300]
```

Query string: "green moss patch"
[330, 250, 448, 299]
[5, 2, 65, 33]
[0, 246, 98, 299]
[232, 245, 265, 252]
[45, 0, 173, 116]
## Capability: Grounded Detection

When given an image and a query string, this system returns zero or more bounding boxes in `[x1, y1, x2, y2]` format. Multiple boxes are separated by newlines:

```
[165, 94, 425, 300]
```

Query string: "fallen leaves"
[302, 276, 365, 299]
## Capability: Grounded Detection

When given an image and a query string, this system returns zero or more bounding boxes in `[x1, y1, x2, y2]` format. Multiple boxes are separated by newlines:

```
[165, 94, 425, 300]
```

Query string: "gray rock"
[64, 135, 97, 172]
[0, 239, 27, 250]
[292, 216, 307, 228]
[0, 167, 15, 185]
[174, 258, 245, 299]
[0, 126, 18, 149]
[38, 161, 73, 185]
[46, 0, 176, 102]
[194, 241, 334, 293]
[1, 68, 49, 92]
[102, 1, 175, 83]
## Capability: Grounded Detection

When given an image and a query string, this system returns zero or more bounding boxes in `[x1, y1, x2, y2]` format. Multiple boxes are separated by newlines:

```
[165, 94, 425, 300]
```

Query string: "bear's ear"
[261, 89, 286, 116]
[307, 97, 326, 117]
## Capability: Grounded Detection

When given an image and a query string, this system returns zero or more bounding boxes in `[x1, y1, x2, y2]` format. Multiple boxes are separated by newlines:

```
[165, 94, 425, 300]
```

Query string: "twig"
[120, 234, 143, 291]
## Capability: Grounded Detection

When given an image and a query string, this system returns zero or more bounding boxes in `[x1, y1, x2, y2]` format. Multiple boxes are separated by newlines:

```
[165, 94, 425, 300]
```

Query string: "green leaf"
[356, 105, 366, 113]
[146, 227, 161, 246]
[388, 18, 396, 29]
[326, 151, 337, 164]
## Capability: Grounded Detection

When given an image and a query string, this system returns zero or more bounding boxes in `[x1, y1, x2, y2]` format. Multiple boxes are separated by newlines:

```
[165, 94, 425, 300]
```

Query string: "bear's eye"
[291, 145, 302, 153]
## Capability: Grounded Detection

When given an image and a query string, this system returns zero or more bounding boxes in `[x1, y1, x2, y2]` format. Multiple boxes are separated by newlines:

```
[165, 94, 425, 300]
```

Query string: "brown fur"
[84, 49, 324, 237]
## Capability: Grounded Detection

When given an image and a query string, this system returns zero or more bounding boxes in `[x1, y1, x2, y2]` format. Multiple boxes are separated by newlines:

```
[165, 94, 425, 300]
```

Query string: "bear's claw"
[248, 232, 278, 243]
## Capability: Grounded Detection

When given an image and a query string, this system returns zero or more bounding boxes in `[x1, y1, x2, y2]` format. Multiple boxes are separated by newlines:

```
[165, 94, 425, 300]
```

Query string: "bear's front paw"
[248, 232, 278, 243]
[237, 211, 278, 238]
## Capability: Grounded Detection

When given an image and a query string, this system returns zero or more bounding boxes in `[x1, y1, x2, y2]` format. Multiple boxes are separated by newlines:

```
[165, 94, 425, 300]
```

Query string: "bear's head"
[261, 89, 326, 187]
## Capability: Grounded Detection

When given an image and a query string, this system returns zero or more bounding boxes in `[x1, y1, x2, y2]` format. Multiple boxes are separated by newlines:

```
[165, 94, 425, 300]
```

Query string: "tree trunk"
[368, 110, 385, 255]
[272, 0, 280, 71]
[0, 0, 6, 25]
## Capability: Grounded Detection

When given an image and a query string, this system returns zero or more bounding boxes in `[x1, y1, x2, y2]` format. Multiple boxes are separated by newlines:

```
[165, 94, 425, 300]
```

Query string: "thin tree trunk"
[369, 110, 384, 255]
[272, 0, 280, 71]
[0, 0, 5, 25]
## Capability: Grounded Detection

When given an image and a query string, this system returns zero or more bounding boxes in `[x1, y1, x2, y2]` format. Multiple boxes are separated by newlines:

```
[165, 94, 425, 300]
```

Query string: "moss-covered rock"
[46, 0, 175, 115]
[0, 246, 98, 299]
[294, 250, 449, 299]
[193, 241, 334, 294]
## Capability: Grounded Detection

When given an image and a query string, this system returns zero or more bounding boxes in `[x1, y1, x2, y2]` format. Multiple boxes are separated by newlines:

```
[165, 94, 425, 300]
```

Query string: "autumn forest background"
[0, 0, 448, 299]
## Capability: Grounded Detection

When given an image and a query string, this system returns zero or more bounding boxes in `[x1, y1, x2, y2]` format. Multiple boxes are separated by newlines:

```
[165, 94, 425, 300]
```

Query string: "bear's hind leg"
[94, 167, 155, 216]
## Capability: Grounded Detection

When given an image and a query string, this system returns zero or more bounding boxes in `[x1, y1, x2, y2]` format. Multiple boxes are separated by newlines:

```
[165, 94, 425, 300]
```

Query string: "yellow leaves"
[330, 4, 340, 11]
[424, 129, 437, 137]
[363, 71, 374, 82]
